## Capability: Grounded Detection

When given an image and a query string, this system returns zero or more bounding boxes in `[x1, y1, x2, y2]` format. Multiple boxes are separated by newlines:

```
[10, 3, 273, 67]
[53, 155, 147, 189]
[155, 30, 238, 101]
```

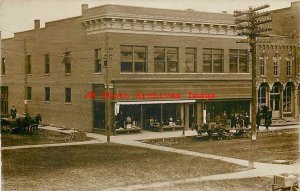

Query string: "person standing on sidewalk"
[10, 106, 17, 119]
[265, 108, 272, 130]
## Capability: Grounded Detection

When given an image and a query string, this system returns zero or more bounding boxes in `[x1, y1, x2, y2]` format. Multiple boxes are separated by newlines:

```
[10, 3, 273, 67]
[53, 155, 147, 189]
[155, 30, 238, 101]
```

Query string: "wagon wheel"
[291, 181, 299, 191]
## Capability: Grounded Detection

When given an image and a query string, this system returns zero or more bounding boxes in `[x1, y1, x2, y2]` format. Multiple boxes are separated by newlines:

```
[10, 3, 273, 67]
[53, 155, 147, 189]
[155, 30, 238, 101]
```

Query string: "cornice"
[79, 17, 238, 37]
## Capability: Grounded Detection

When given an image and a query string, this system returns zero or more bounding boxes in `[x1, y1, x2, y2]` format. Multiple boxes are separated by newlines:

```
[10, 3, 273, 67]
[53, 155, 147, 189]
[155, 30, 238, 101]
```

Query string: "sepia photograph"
[0, 0, 299, 190]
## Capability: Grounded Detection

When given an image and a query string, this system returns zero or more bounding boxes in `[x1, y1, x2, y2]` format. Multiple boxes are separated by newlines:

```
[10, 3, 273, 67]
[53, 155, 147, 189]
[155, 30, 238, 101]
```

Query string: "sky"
[0, 0, 297, 39]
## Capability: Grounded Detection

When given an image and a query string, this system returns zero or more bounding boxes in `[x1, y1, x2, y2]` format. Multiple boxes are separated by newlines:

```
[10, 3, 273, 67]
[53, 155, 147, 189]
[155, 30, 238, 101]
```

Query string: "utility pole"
[103, 33, 112, 142]
[234, 4, 272, 168]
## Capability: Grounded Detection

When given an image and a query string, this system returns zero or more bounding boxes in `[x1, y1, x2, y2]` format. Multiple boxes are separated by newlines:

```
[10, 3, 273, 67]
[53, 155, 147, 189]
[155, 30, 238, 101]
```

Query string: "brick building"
[1, 3, 299, 133]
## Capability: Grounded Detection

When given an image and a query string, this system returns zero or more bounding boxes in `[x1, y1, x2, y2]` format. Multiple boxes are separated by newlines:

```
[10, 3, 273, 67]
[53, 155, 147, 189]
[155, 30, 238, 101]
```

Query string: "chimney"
[34, 19, 40, 29]
[82, 4, 88, 14]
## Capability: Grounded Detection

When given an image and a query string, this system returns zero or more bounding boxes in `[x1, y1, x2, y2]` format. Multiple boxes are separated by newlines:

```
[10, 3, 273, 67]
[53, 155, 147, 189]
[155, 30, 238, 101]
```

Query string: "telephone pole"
[103, 33, 112, 142]
[234, 4, 272, 168]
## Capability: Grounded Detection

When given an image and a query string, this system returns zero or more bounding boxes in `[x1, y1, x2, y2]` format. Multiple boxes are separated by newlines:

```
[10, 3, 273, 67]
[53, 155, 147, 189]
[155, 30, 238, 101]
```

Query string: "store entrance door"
[270, 93, 280, 118]
[93, 101, 105, 129]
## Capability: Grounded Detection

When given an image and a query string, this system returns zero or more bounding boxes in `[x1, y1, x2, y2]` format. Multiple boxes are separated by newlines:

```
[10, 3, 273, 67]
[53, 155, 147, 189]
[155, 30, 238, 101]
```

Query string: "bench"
[158, 125, 185, 132]
[114, 127, 142, 135]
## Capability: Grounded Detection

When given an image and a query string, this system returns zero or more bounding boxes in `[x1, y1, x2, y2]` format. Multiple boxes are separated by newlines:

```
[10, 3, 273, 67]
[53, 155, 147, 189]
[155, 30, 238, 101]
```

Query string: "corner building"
[1, 3, 299, 133]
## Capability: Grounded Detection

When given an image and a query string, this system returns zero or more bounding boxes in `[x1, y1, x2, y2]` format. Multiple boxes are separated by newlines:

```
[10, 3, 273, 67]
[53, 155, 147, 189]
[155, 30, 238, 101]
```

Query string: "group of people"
[230, 112, 250, 128]
[256, 105, 272, 130]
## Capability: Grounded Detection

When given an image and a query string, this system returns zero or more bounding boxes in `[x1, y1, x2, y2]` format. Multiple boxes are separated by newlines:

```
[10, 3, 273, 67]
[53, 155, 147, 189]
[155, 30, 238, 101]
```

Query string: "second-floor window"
[27, 87, 32, 100]
[286, 53, 293, 76]
[273, 52, 281, 76]
[63, 49, 71, 74]
[185, 48, 196, 72]
[1, 57, 5, 75]
[26, 55, 31, 74]
[45, 87, 50, 101]
[286, 60, 292, 76]
[154, 47, 178, 73]
[259, 52, 268, 76]
[121, 45, 147, 72]
[229, 49, 248, 73]
[45, 53, 50, 74]
[203, 49, 223, 73]
[95, 49, 101, 73]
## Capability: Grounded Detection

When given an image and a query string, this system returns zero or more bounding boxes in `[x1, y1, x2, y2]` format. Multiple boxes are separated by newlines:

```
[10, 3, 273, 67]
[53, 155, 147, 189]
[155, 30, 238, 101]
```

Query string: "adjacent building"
[1, 3, 299, 133]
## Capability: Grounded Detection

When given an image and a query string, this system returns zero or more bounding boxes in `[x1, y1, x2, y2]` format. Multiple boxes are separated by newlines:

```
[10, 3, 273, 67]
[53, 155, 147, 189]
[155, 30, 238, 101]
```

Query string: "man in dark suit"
[10, 106, 17, 119]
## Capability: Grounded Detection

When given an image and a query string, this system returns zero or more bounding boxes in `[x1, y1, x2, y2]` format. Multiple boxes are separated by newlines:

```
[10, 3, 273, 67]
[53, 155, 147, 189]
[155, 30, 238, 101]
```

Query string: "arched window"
[258, 85, 267, 106]
[272, 52, 281, 76]
[285, 52, 293, 76]
[283, 85, 292, 112]
[259, 51, 267, 76]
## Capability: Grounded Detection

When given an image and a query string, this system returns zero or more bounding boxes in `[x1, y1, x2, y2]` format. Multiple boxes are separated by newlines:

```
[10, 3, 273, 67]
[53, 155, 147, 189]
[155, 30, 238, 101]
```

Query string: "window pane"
[154, 62, 165, 72]
[134, 52, 146, 61]
[121, 62, 133, 72]
[167, 61, 178, 72]
[185, 54, 195, 62]
[134, 46, 146, 52]
[185, 62, 195, 72]
[203, 64, 211, 73]
[135, 62, 146, 72]
[121, 51, 133, 61]
[45, 87, 50, 101]
[229, 64, 238, 73]
[229, 49, 238, 54]
[239, 55, 248, 73]
[167, 54, 178, 61]
[167, 47, 178, 53]
[27, 87, 32, 100]
[213, 49, 223, 54]
[95, 59, 101, 73]
[154, 47, 165, 53]
[120, 46, 132, 51]
[154, 53, 165, 61]
[203, 49, 212, 54]
[65, 88, 71, 103]
[186, 48, 196, 54]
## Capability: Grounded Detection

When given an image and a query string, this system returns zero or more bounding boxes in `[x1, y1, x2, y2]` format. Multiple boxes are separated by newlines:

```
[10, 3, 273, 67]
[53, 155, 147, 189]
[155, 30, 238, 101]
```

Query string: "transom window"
[229, 49, 248, 73]
[154, 47, 178, 73]
[121, 45, 147, 72]
[203, 49, 223, 73]
[185, 48, 196, 72]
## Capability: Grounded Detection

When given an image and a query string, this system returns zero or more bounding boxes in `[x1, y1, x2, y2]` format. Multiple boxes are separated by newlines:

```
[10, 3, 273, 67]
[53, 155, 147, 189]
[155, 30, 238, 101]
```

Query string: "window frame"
[45, 87, 50, 102]
[44, 53, 50, 74]
[185, 47, 197, 73]
[154, 47, 179, 73]
[65, 88, 72, 103]
[203, 48, 224, 73]
[120, 45, 147, 73]
[26, 55, 32, 75]
[27, 87, 32, 101]
[94, 48, 101, 73]
[1, 57, 5, 75]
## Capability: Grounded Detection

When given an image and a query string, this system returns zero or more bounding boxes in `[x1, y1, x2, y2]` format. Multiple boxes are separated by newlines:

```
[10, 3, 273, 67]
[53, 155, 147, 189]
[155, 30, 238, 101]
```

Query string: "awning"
[116, 100, 196, 105]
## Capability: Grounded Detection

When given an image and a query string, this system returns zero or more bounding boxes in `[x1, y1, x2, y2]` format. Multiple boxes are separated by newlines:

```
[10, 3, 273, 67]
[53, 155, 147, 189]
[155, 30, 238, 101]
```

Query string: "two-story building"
[1, 3, 299, 133]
